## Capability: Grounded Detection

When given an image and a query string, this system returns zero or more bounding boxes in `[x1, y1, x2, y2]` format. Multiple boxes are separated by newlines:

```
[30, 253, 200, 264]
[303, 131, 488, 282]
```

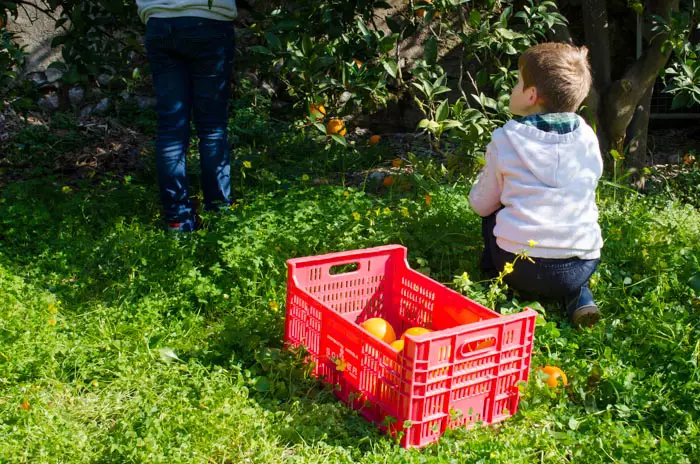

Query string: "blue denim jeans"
[481, 212, 599, 312]
[145, 17, 235, 223]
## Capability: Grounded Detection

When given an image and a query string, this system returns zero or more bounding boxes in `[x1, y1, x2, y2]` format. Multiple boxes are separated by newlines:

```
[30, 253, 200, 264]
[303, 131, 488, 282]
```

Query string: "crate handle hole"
[458, 336, 496, 357]
[329, 262, 360, 275]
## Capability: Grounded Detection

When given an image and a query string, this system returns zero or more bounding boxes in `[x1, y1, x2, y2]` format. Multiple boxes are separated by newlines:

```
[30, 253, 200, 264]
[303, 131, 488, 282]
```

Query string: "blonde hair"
[518, 42, 592, 113]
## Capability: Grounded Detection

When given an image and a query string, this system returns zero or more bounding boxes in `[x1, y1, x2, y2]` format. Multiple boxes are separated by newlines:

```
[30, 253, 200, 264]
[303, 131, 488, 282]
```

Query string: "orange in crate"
[284, 245, 537, 448]
[360, 317, 397, 344]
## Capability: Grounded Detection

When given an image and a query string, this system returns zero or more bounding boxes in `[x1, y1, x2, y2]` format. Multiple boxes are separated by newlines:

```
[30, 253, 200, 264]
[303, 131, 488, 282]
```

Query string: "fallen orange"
[539, 366, 568, 388]
[360, 318, 397, 344]
[369, 135, 381, 145]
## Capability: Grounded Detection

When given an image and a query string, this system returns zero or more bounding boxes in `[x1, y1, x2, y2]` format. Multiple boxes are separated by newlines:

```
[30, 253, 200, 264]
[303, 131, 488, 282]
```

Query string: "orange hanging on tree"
[326, 119, 347, 137]
[309, 103, 326, 120]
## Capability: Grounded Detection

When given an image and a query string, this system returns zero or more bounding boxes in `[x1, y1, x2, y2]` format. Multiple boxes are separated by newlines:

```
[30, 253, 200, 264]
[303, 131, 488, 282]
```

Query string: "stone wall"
[5, 1, 65, 77]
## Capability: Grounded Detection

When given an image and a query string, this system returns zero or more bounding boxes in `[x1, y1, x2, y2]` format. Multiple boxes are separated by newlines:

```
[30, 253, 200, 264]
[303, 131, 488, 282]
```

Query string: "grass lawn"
[1, 103, 699, 463]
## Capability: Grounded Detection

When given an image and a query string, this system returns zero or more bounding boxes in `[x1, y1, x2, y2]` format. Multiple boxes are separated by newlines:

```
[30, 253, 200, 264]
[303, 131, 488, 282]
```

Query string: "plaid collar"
[515, 112, 580, 135]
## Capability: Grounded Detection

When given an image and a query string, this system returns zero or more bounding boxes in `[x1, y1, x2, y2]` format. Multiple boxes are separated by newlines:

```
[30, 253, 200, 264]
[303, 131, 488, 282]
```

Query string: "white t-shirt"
[136, 0, 237, 23]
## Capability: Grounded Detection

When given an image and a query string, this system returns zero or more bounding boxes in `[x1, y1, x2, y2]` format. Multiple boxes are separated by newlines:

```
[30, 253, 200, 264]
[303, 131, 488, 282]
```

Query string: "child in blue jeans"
[469, 43, 603, 328]
[137, 0, 238, 232]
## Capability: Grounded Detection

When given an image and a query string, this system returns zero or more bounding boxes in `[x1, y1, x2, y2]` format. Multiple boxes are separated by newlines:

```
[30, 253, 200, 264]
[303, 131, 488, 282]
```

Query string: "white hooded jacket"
[469, 115, 604, 259]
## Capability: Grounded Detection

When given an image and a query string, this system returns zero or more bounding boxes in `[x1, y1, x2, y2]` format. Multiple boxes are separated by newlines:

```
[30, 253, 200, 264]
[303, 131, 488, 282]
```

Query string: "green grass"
[1, 106, 699, 463]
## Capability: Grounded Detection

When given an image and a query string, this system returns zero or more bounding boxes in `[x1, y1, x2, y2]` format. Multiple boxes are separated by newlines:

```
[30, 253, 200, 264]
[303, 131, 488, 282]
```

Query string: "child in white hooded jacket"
[469, 42, 603, 328]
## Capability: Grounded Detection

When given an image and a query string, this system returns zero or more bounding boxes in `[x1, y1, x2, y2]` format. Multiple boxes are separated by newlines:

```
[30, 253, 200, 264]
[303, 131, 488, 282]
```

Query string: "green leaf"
[301, 35, 313, 56]
[382, 60, 398, 78]
[265, 32, 281, 50]
[331, 134, 348, 147]
[254, 376, 271, 392]
[379, 34, 398, 54]
[436, 99, 449, 122]
[357, 18, 372, 45]
[425, 36, 438, 66]
[248, 46, 274, 56]
[568, 417, 580, 430]
[689, 273, 700, 293]
[273, 19, 300, 32]
[157, 348, 180, 363]
[496, 28, 521, 40]
[671, 92, 691, 110]
[469, 10, 481, 27]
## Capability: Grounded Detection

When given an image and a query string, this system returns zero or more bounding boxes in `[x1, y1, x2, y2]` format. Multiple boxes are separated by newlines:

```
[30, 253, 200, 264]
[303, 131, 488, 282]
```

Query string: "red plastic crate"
[284, 245, 537, 448]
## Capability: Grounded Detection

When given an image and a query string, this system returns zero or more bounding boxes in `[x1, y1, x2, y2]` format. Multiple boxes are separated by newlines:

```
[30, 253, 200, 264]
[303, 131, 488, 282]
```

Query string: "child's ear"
[527, 86, 539, 105]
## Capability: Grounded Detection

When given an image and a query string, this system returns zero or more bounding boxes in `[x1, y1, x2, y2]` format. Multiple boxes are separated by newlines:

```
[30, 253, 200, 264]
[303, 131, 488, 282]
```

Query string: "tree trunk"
[626, 85, 653, 170]
[589, 0, 679, 166]
[582, 0, 612, 91]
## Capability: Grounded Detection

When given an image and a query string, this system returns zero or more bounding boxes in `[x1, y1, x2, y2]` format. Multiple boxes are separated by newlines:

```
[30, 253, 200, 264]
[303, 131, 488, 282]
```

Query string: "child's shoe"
[565, 286, 600, 328]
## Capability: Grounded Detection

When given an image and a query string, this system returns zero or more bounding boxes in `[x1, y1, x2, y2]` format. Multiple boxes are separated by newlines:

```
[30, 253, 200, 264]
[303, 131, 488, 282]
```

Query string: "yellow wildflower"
[503, 262, 514, 275]
[352, 212, 361, 221]
[528, 240, 538, 248]
[243, 161, 252, 169]
[401, 207, 409, 218]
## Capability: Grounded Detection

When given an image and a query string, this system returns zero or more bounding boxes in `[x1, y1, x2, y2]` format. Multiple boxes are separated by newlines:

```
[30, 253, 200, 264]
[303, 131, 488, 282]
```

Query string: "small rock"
[38, 93, 60, 111]
[242, 71, 259, 87]
[68, 87, 85, 106]
[45, 68, 63, 84]
[79, 105, 94, 119]
[354, 127, 371, 137]
[261, 81, 277, 97]
[369, 171, 386, 183]
[135, 96, 156, 110]
[270, 100, 290, 111]
[27, 72, 48, 86]
[97, 73, 113, 87]
[339, 91, 353, 103]
[668, 154, 681, 164]
[95, 97, 111, 113]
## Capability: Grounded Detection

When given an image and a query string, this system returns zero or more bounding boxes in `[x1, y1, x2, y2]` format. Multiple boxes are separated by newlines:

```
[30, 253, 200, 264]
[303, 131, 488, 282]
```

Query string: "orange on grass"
[539, 366, 568, 388]
[401, 327, 433, 340]
[326, 119, 347, 137]
[360, 318, 397, 344]
[390, 340, 405, 352]
[309, 103, 326, 120]
[369, 135, 381, 145]
[382, 175, 394, 187]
